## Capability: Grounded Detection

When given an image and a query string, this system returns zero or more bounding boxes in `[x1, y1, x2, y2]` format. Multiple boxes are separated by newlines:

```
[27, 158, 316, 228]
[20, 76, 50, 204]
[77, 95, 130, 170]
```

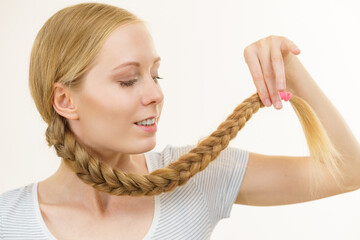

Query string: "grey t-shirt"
[0, 144, 249, 240]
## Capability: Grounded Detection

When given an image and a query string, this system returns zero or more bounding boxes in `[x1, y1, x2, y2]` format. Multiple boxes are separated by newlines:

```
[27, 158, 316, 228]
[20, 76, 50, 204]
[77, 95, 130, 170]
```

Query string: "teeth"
[135, 118, 155, 126]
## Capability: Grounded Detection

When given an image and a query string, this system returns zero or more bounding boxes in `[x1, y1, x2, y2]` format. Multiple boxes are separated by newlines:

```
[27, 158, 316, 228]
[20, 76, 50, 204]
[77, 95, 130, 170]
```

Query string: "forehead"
[97, 22, 158, 62]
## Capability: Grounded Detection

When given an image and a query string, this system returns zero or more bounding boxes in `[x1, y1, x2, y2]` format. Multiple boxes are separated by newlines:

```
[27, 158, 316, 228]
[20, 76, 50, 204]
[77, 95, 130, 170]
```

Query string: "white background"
[1, 0, 359, 239]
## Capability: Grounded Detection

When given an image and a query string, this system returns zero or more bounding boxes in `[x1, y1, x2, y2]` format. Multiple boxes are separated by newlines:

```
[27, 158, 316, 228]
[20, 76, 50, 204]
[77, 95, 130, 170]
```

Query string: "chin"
[129, 139, 157, 154]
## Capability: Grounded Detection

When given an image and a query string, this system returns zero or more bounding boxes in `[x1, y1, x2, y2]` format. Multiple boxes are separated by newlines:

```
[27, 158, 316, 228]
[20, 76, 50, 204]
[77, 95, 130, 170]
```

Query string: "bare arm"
[284, 53, 360, 190]
[235, 36, 360, 206]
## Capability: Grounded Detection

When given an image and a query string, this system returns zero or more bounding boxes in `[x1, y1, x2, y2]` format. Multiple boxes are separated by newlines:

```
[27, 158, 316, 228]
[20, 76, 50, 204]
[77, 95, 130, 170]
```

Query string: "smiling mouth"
[134, 116, 157, 123]
[134, 117, 157, 126]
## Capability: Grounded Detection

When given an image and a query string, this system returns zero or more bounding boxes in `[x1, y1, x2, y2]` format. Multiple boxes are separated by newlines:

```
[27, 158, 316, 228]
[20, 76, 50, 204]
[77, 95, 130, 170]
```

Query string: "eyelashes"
[119, 79, 137, 87]
[119, 76, 163, 87]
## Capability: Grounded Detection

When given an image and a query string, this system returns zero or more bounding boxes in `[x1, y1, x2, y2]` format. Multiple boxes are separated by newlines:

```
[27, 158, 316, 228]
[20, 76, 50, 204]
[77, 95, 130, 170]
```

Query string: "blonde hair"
[29, 2, 346, 199]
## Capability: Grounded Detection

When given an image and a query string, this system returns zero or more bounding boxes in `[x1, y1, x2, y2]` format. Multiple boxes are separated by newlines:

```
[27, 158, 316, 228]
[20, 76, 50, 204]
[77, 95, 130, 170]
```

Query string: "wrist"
[284, 53, 298, 70]
[284, 54, 301, 90]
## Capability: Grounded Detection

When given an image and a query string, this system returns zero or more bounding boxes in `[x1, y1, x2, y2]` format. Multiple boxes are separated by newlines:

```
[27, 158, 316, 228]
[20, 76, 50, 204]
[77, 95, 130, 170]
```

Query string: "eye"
[153, 76, 163, 83]
[119, 79, 137, 87]
[119, 76, 164, 88]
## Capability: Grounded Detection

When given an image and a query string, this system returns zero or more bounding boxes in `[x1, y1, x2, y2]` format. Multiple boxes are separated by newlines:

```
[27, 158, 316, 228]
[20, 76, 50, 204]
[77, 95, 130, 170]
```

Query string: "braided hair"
[29, 2, 346, 200]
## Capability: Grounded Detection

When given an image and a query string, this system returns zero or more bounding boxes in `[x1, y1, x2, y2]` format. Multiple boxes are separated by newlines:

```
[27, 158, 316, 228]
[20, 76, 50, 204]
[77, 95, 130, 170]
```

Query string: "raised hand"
[243, 35, 301, 109]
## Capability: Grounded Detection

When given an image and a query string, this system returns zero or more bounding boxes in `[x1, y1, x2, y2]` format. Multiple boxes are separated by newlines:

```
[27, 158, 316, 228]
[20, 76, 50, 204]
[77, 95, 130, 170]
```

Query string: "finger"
[270, 40, 286, 92]
[244, 48, 272, 107]
[280, 37, 301, 55]
[257, 50, 283, 110]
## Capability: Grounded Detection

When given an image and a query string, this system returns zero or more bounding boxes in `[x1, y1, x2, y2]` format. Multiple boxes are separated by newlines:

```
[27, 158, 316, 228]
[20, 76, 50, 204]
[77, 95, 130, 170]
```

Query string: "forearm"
[284, 54, 360, 190]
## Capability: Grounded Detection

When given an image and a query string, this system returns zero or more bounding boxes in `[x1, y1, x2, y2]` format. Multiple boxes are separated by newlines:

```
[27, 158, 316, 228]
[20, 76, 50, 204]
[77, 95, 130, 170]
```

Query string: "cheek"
[158, 100, 164, 120]
[78, 90, 137, 140]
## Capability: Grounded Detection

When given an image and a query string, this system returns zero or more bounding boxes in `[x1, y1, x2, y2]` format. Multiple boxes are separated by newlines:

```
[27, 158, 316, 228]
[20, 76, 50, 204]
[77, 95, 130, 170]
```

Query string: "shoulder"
[147, 144, 196, 169]
[160, 144, 249, 219]
[0, 183, 36, 219]
[0, 182, 51, 238]
[158, 143, 249, 181]
[149, 144, 249, 220]
[0, 183, 34, 203]
[161, 143, 249, 166]
[163, 144, 196, 165]
[150, 143, 249, 180]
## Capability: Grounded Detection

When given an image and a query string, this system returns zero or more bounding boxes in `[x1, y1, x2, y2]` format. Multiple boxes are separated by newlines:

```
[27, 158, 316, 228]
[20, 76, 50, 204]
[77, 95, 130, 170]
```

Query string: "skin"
[243, 35, 301, 109]
[36, 26, 360, 237]
[37, 22, 164, 239]
[235, 35, 360, 206]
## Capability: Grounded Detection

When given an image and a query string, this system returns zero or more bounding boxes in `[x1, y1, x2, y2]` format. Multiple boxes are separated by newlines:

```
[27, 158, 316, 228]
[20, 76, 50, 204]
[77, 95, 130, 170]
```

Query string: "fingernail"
[278, 82, 285, 89]
[265, 98, 271, 106]
[275, 101, 282, 109]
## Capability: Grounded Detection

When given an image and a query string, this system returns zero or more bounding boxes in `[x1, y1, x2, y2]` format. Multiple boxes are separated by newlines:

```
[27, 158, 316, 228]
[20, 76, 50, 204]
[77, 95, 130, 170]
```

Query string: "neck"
[38, 153, 148, 216]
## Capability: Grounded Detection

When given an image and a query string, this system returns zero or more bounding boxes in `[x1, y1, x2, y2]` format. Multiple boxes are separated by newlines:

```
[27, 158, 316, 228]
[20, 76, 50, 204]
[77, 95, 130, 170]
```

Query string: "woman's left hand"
[243, 35, 301, 109]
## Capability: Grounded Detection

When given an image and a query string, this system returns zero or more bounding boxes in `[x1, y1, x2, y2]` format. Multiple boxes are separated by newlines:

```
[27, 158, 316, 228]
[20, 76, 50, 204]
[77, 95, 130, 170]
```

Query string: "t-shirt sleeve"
[164, 144, 249, 220]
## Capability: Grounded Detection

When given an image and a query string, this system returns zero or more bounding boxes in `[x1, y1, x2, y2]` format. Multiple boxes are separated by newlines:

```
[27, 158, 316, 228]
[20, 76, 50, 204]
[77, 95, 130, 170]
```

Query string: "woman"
[1, 2, 359, 240]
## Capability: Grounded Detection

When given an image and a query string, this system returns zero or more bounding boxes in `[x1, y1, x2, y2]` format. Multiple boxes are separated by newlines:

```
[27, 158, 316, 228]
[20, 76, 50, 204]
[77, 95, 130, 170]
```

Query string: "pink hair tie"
[279, 91, 292, 102]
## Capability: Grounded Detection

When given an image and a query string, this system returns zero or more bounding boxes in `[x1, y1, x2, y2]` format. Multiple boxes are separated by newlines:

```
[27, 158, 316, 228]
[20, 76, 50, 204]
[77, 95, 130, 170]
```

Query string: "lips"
[134, 116, 157, 123]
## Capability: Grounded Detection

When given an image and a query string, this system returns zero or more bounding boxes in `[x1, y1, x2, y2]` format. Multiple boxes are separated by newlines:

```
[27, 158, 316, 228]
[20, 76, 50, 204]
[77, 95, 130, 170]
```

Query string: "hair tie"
[279, 91, 292, 101]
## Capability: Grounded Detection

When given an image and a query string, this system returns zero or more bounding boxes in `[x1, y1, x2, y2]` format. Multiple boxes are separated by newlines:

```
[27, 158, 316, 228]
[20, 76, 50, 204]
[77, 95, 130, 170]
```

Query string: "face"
[67, 22, 164, 157]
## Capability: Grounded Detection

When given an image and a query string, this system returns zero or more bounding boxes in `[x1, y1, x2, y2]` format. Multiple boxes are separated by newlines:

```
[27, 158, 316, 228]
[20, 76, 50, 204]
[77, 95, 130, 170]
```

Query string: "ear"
[52, 82, 79, 120]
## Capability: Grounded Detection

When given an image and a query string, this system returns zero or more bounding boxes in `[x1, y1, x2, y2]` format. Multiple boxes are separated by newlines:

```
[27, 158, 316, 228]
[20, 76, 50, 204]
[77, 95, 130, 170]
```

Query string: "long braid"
[44, 93, 260, 196]
[45, 92, 346, 198]
[30, 3, 345, 199]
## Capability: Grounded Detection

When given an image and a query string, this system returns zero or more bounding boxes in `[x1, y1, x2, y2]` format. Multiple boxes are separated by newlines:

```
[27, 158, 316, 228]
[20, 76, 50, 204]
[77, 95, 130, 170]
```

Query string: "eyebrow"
[111, 57, 161, 72]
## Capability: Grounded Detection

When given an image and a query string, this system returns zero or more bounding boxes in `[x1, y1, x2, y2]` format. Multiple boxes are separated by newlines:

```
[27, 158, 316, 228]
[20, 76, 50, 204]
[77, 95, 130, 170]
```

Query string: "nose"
[141, 75, 164, 105]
